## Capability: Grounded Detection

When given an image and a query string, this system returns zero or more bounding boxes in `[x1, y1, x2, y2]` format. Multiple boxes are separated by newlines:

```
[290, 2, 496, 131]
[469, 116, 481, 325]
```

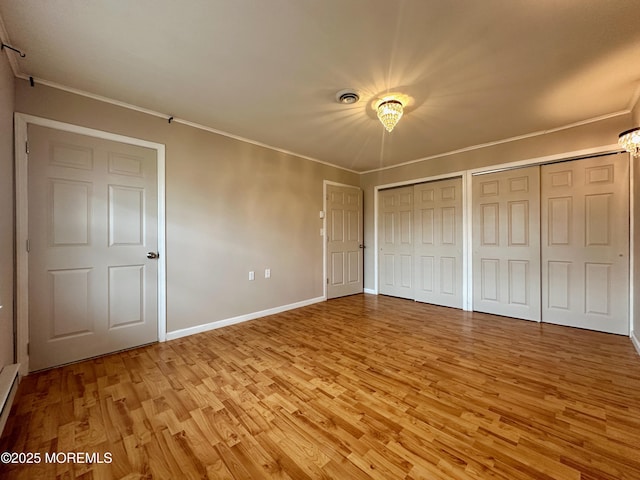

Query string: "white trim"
[0, 364, 19, 437]
[373, 185, 379, 294]
[364, 288, 376, 295]
[166, 296, 325, 341]
[322, 181, 328, 299]
[17, 76, 359, 175]
[631, 331, 640, 357]
[14, 116, 28, 376]
[360, 112, 630, 175]
[374, 171, 468, 191]
[468, 145, 621, 176]
[630, 152, 635, 339]
[463, 171, 474, 311]
[14, 113, 167, 375]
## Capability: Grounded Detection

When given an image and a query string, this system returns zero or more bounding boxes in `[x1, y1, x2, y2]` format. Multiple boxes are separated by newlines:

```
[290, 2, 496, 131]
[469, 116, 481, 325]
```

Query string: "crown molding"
[361, 110, 631, 175]
[15, 74, 360, 175]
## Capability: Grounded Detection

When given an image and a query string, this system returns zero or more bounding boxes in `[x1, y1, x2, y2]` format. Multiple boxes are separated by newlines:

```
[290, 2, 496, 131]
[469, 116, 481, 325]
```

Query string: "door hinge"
[26, 239, 30, 252]
[26, 342, 29, 355]
[327, 277, 329, 284]
[25, 141, 29, 154]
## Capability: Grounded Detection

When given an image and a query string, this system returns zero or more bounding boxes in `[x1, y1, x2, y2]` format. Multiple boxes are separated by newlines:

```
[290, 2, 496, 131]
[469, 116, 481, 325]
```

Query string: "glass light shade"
[618, 127, 640, 157]
[377, 100, 403, 132]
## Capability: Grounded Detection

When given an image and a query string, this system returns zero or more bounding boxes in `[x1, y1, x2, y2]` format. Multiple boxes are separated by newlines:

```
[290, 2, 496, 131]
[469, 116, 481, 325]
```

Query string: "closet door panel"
[541, 153, 629, 335]
[472, 167, 541, 321]
[414, 177, 463, 308]
[378, 186, 414, 299]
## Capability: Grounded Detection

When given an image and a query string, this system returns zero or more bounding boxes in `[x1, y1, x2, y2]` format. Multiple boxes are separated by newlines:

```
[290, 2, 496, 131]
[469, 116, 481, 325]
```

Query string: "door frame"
[322, 180, 363, 299]
[14, 113, 167, 375]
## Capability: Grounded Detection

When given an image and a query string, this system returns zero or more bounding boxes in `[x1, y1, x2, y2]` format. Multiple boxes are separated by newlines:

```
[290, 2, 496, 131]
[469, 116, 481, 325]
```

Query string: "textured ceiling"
[1, 0, 640, 172]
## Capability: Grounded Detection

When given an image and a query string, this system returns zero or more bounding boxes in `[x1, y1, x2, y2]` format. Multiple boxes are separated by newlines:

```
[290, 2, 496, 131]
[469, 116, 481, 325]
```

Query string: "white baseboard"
[364, 288, 376, 295]
[166, 296, 326, 341]
[0, 364, 20, 437]
[632, 331, 640, 357]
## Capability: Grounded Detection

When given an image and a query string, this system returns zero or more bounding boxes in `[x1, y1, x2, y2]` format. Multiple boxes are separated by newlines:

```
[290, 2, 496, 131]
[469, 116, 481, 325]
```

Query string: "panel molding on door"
[326, 184, 364, 299]
[541, 153, 629, 335]
[378, 186, 414, 299]
[414, 177, 463, 308]
[28, 125, 159, 371]
[472, 166, 541, 321]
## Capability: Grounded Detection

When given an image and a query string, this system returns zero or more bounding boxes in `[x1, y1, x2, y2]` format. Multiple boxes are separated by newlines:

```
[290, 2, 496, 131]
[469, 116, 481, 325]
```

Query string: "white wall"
[0, 52, 15, 367]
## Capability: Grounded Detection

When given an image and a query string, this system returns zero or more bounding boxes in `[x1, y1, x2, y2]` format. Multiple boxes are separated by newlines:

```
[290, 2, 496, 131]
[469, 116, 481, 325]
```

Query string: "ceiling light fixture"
[377, 99, 404, 132]
[618, 127, 640, 157]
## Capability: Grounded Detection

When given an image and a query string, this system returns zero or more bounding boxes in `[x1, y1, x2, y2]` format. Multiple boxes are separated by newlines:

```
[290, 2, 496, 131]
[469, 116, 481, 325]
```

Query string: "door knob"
[147, 252, 159, 259]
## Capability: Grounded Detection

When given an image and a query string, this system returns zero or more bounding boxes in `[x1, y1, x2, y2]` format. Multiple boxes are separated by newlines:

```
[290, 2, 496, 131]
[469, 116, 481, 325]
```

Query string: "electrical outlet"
[265, 268, 271, 278]
[249, 271, 255, 281]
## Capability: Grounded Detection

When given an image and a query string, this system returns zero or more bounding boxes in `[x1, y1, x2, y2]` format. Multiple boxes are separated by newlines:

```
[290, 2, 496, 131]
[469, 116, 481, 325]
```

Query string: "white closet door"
[541, 153, 629, 335]
[378, 186, 414, 299]
[472, 166, 541, 321]
[414, 178, 463, 308]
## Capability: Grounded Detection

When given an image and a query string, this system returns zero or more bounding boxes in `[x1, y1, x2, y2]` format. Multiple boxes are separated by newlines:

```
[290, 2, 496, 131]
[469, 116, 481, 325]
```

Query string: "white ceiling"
[1, 1, 640, 172]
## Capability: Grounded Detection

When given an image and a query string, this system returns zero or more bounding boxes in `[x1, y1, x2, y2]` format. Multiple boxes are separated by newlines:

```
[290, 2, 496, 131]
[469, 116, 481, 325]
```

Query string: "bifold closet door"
[472, 166, 541, 321]
[414, 178, 463, 308]
[541, 153, 629, 335]
[378, 186, 414, 299]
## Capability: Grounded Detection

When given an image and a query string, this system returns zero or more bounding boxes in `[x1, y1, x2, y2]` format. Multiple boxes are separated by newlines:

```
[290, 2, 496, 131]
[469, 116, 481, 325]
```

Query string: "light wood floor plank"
[2, 294, 640, 479]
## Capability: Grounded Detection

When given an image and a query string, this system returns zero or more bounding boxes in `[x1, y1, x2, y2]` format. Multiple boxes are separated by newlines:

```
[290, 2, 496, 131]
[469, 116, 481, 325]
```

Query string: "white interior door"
[472, 166, 541, 321]
[414, 178, 463, 308]
[541, 153, 629, 335]
[326, 184, 363, 299]
[378, 186, 413, 299]
[28, 125, 159, 371]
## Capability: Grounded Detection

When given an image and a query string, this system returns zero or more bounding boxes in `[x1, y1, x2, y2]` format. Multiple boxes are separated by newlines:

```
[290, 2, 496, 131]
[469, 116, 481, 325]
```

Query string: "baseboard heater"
[0, 364, 20, 437]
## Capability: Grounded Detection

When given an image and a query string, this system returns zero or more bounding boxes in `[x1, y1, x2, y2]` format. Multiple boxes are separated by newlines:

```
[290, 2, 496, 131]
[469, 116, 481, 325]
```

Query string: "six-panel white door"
[327, 184, 364, 299]
[28, 125, 159, 371]
[378, 186, 414, 299]
[472, 166, 541, 321]
[541, 153, 629, 335]
[414, 178, 463, 308]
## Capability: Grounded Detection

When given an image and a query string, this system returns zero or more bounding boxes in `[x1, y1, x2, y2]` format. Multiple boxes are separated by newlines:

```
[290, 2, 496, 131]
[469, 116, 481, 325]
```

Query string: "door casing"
[14, 113, 167, 375]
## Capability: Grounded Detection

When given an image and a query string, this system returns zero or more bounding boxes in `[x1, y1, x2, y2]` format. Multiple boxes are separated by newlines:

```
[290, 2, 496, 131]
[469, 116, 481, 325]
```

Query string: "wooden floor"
[2, 294, 640, 480]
